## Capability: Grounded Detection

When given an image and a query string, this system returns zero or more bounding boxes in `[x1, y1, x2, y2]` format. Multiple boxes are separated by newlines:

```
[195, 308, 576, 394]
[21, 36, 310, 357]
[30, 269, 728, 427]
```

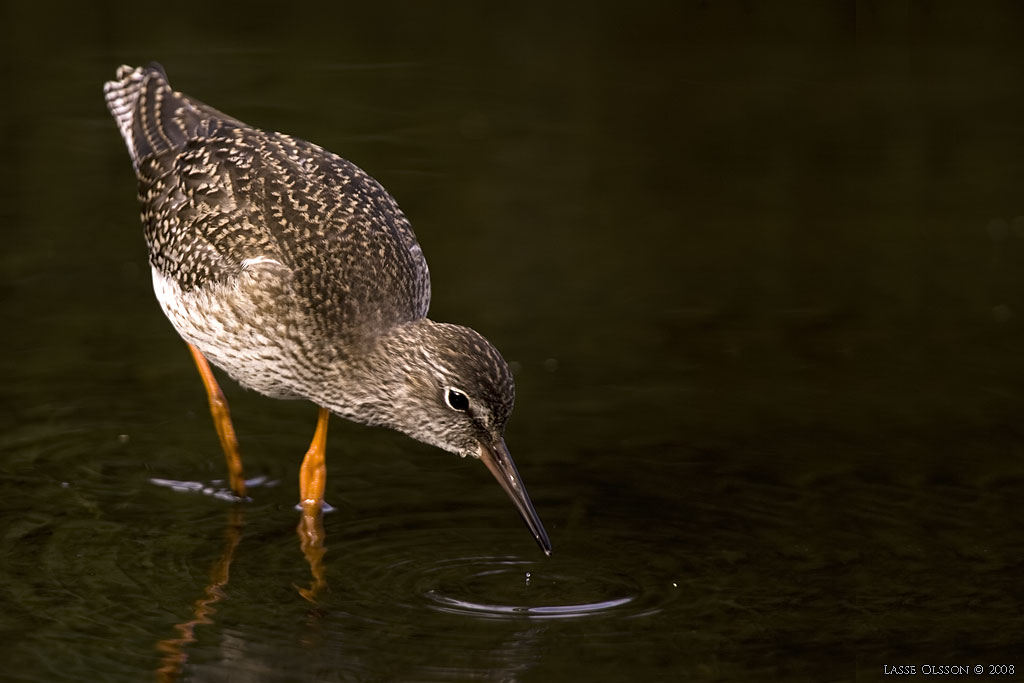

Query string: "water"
[4, 4, 1024, 681]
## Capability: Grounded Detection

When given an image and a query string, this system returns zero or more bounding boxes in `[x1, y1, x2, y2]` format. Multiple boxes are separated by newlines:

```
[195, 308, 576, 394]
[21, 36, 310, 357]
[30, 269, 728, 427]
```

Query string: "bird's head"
[356, 320, 551, 555]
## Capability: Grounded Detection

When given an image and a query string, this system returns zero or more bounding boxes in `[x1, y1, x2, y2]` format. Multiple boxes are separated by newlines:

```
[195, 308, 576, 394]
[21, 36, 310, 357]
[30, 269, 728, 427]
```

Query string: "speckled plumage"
[104, 64, 549, 553]
[105, 64, 432, 400]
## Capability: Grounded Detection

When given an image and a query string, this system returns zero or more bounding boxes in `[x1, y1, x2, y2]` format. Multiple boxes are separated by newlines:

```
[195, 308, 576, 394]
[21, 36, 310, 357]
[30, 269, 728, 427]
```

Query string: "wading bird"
[104, 63, 550, 556]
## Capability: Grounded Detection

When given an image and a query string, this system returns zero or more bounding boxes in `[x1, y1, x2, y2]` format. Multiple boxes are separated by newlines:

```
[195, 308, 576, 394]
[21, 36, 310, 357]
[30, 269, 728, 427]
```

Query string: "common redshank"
[103, 63, 551, 555]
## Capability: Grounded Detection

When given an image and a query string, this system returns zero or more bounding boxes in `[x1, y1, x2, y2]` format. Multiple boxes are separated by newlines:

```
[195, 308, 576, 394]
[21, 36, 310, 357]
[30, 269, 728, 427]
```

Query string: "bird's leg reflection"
[296, 406, 330, 601]
[296, 505, 327, 601]
[155, 506, 244, 682]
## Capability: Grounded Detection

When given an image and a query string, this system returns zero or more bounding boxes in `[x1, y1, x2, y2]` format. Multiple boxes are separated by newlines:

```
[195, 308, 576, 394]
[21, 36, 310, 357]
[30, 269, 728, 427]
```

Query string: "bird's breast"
[151, 265, 322, 400]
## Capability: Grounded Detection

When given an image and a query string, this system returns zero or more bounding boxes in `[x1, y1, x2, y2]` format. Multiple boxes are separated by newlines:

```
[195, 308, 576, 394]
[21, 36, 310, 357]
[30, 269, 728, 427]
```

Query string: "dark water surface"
[4, 4, 1024, 681]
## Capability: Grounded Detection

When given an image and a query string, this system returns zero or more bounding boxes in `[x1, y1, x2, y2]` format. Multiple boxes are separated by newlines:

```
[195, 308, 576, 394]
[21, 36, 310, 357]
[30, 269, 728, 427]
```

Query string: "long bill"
[478, 438, 552, 556]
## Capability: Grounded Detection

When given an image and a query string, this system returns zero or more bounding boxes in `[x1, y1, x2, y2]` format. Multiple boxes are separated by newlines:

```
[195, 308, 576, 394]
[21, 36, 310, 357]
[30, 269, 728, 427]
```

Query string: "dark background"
[2, 2, 1024, 681]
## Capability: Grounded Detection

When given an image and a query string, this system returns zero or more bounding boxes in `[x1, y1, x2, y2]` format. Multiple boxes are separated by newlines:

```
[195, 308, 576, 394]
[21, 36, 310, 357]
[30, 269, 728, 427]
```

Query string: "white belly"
[151, 266, 306, 399]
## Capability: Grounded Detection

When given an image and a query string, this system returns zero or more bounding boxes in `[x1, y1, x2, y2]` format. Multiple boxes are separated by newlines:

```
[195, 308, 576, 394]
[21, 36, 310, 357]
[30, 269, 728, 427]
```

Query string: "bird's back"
[103, 64, 431, 344]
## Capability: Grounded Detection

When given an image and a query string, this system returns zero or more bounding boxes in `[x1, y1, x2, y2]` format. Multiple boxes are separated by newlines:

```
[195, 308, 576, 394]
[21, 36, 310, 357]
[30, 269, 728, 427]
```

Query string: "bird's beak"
[478, 438, 552, 556]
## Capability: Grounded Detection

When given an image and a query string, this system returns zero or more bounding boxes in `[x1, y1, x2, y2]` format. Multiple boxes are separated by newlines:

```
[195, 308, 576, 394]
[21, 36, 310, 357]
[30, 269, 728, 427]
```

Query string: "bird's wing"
[106, 64, 431, 332]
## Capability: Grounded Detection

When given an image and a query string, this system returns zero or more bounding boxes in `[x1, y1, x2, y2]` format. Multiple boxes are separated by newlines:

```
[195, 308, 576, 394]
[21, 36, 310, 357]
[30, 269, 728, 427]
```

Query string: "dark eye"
[444, 387, 470, 412]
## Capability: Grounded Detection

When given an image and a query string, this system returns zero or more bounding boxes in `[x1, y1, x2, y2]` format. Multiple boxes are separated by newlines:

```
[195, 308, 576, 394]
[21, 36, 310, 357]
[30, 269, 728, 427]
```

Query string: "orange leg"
[297, 406, 330, 601]
[187, 344, 247, 498]
[299, 406, 330, 511]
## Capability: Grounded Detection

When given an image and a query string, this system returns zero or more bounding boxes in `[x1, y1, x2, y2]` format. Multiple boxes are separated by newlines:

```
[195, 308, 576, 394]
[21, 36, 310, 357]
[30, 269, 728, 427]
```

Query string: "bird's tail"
[103, 63, 242, 170]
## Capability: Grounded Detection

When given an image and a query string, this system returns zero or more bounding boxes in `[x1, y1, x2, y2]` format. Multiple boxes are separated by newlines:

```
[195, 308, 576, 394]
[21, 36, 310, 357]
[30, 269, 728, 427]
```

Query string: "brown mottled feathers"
[103, 63, 431, 339]
[102, 65, 550, 555]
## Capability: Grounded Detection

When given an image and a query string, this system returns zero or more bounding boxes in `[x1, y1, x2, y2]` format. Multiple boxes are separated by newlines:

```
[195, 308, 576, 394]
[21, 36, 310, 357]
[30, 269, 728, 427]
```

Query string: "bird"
[103, 63, 551, 555]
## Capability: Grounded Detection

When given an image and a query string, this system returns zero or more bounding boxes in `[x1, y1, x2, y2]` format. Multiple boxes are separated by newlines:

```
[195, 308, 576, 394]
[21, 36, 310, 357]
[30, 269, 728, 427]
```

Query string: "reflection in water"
[296, 506, 328, 602]
[151, 503, 330, 679]
[143, 491, 662, 680]
[9, 5, 1024, 679]
[155, 507, 244, 682]
[144, 498, 575, 681]
[419, 556, 663, 620]
[427, 592, 633, 619]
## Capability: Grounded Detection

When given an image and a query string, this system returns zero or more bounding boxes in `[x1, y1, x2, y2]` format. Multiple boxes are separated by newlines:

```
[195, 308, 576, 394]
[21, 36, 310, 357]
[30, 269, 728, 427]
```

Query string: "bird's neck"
[315, 318, 437, 429]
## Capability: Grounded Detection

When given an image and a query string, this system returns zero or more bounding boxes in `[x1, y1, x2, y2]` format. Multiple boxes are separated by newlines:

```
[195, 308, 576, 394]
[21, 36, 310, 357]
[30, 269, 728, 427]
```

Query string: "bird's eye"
[444, 387, 470, 412]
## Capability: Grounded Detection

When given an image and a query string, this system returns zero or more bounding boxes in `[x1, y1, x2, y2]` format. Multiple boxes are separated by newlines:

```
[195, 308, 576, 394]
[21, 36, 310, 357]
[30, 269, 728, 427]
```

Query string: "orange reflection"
[296, 503, 328, 602]
[155, 506, 244, 682]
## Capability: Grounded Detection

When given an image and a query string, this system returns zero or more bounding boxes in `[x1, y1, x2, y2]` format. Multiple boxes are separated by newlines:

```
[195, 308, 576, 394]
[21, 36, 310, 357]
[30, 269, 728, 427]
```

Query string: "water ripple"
[417, 556, 648, 619]
[330, 538, 672, 622]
